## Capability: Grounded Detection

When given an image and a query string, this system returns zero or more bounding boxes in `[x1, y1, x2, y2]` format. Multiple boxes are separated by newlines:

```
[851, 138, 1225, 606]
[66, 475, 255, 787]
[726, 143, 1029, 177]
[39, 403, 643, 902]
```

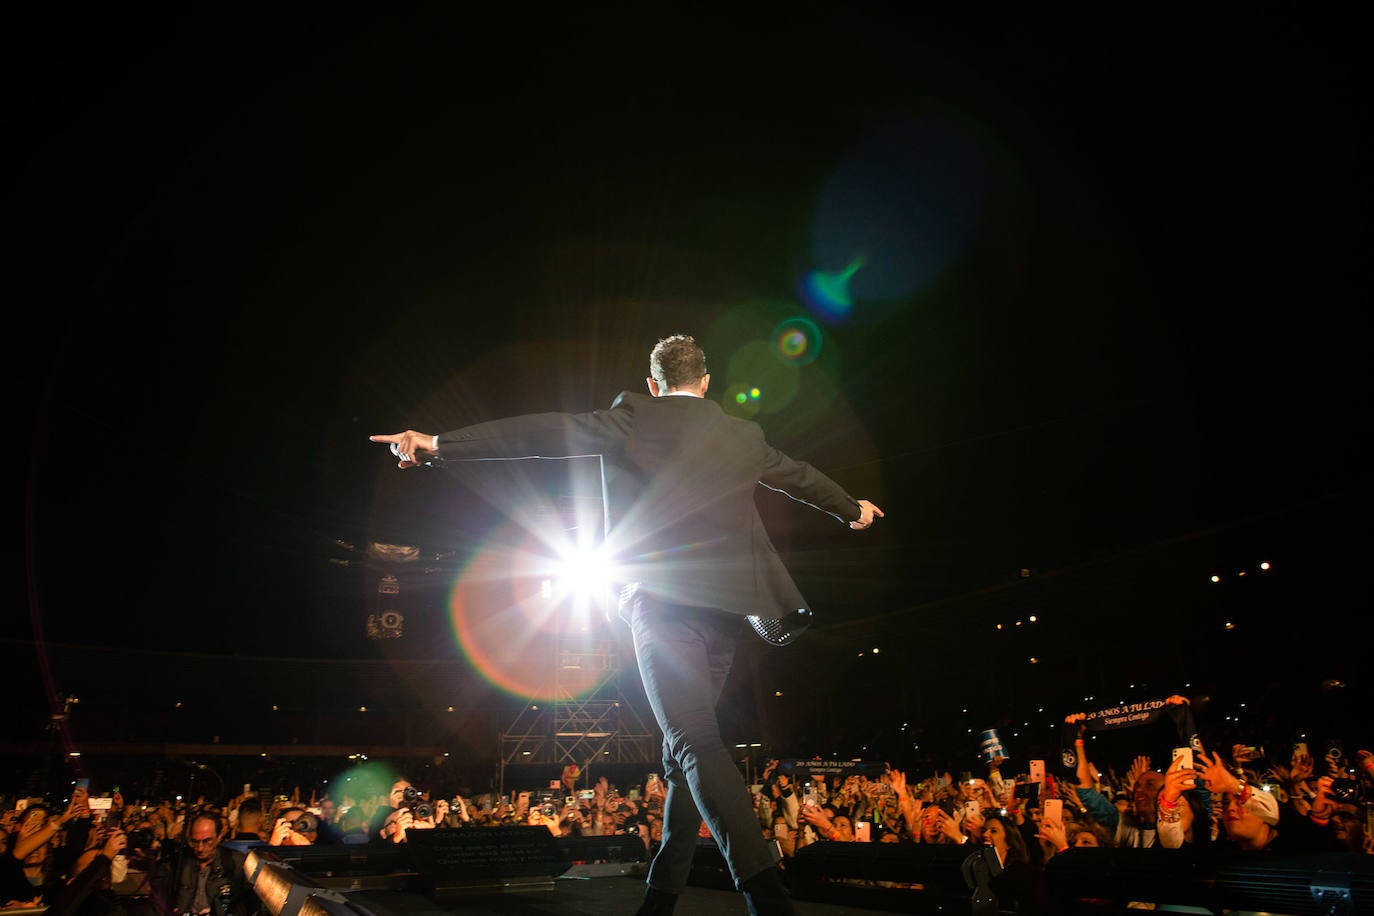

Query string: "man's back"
[606, 392, 830, 619]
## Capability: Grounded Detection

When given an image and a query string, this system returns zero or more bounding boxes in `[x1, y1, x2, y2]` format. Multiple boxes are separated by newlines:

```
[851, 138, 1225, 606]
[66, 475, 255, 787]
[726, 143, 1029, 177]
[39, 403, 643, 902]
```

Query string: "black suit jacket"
[435, 391, 861, 620]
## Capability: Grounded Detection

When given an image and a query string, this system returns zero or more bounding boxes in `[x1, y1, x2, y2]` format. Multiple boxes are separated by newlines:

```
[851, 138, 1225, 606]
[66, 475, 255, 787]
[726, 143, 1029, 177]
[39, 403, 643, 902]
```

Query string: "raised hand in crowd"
[97, 826, 128, 861]
[269, 816, 307, 846]
[887, 767, 908, 801]
[378, 807, 433, 843]
[1060, 785, 1082, 818]
[1124, 754, 1152, 797]
[1156, 751, 1200, 847]
[1323, 747, 1344, 779]
[798, 804, 839, 841]
[1309, 775, 1339, 823]
[526, 805, 560, 837]
[1160, 749, 1198, 804]
[1194, 744, 1243, 797]
[1232, 744, 1265, 768]
[931, 806, 966, 845]
[1036, 809, 1070, 855]
[962, 804, 986, 843]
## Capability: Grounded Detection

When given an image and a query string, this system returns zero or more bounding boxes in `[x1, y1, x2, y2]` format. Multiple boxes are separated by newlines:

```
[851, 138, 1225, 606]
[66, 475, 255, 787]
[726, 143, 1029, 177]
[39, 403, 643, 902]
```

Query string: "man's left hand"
[850, 499, 885, 530]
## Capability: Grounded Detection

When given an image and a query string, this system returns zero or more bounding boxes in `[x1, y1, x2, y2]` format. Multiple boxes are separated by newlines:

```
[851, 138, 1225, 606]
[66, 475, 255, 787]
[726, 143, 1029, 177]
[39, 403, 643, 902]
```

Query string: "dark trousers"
[627, 597, 775, 892]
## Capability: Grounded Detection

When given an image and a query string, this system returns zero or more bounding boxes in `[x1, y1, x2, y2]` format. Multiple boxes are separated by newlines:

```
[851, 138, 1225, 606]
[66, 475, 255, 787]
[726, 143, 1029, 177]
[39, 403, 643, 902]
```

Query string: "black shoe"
[741, 867, 794, 916]
[634, 885, 679, 916]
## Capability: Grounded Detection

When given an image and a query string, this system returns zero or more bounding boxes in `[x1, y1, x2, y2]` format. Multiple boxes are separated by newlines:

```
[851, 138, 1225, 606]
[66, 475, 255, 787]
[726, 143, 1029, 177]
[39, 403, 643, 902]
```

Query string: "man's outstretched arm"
[371, 404, 635, 467]
[369, 430, 439, 467]
[849, 498, 884, 530]
[758, 444, 884, 530]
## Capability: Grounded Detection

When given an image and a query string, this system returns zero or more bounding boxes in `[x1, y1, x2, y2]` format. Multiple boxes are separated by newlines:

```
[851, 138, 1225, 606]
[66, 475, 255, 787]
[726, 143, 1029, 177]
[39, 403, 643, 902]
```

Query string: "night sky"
[8, 7, 1370, 764]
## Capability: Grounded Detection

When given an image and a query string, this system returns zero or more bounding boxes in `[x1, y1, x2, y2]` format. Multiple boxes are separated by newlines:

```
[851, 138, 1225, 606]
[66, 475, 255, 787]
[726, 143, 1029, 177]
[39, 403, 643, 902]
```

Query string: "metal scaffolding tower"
[497, 490, 658, 792]
[498, 623, 658, 792]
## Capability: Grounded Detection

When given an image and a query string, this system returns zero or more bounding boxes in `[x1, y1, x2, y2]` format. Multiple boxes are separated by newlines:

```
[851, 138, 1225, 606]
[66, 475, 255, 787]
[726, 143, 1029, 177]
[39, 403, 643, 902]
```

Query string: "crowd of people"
[4, 700, 1372, 915]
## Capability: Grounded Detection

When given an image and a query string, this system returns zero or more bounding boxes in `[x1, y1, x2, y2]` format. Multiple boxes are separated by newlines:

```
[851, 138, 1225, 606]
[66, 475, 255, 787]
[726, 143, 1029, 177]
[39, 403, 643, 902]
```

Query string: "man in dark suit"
[372, 334, 881, 915]
[151, 812, 255, 916]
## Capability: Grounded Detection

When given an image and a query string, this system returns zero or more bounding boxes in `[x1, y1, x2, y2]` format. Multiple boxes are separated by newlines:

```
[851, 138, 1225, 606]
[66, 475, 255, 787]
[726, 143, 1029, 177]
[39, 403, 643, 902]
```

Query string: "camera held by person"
[401, 786, 433, 820]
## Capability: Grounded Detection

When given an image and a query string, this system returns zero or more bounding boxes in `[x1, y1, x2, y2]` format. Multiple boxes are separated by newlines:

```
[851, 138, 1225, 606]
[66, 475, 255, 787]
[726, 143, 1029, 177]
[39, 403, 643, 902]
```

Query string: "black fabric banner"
[1059, 698, 1199, 775]
[779, 759, 889, 779]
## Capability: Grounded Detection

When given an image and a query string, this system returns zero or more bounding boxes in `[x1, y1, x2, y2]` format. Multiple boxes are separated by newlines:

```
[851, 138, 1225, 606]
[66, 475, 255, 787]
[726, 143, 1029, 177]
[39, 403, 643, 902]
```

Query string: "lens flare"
[810, 116, 987, 313]
[726, 340, 800, 415]
[772, 317, 823, 366]
[799, 260, 862, 322]
[446, 522, 615, 700]
[724, 383, 761, 418]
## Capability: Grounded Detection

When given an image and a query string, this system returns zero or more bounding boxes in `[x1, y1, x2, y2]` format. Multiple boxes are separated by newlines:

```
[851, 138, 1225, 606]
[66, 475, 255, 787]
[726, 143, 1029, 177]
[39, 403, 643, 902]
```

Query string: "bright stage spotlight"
[540, 543, 618, 629]
[550, 544, 615, 599]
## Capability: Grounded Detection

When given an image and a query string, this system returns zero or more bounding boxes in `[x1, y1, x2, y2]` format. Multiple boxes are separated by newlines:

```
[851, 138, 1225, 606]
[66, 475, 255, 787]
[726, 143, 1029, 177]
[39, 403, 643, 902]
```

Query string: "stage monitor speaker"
[791, 841, 972, 893]
[558, 833, 649, 878]
[1044, 846, 1374, 914]
[265, 843, 411, 879]
[404, 826, 573, 899]
[788, 841, 976, 912]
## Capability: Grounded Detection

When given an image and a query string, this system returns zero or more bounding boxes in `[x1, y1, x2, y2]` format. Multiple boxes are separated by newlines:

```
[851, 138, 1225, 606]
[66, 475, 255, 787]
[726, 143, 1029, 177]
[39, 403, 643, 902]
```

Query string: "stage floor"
[344, 876, 913, 916]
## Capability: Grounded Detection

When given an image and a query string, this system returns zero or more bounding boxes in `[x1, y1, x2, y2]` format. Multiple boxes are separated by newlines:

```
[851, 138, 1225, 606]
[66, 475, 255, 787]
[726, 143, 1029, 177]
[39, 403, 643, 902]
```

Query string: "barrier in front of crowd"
[241, 829, 648, 914]
[242, 835, 1374, 916]
[789, 841, 1374, 915]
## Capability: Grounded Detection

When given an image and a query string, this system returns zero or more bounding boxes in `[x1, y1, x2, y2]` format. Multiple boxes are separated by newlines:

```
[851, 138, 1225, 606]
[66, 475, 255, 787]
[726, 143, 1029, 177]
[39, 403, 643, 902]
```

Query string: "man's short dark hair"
[649, 334, 707, 390]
